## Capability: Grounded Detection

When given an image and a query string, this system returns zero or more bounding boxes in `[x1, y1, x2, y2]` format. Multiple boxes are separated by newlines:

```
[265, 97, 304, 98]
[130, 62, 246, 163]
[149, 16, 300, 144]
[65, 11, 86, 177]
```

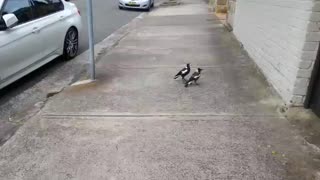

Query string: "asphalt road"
[75, 0, 141, 53]
[0, 0, 142, 145]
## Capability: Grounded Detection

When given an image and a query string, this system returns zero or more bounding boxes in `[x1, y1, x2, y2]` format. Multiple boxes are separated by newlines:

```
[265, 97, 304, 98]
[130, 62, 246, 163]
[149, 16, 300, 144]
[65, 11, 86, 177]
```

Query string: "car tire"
[62, 27, 79, 61]
[119, 6, 123, 10]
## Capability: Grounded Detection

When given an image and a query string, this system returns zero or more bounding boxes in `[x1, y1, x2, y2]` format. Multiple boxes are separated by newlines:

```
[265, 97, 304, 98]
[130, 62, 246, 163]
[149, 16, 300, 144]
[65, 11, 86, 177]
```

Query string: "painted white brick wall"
[233, 0, 320, 105]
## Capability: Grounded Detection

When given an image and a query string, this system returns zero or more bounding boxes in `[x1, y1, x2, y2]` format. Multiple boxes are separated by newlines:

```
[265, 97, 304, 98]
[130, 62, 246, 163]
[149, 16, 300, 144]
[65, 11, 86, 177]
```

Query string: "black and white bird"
[185, 68, 203, 87]
[174, 63, 191, 81]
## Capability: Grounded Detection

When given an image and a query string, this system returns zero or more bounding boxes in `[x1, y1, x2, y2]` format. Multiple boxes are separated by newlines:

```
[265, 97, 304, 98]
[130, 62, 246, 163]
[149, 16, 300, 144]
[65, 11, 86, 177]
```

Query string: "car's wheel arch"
[67, 26, 79, 36]
[62, 26, 79, 60]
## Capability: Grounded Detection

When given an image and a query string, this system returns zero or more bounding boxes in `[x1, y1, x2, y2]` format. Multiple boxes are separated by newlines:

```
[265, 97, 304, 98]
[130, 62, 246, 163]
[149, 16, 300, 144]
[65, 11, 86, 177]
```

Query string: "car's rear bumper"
[119, 0, 150, 9]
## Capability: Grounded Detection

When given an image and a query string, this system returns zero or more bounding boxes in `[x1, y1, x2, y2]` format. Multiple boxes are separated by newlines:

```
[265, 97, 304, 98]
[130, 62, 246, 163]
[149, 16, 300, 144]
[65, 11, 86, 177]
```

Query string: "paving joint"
[42, 113, 283, 119]
[106, 65, 252, 69]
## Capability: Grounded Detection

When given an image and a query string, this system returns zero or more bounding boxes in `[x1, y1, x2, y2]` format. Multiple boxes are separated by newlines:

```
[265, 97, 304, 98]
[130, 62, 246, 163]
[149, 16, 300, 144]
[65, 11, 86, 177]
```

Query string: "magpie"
[185, 68, 203, 87]
[174, 63, 191, 81]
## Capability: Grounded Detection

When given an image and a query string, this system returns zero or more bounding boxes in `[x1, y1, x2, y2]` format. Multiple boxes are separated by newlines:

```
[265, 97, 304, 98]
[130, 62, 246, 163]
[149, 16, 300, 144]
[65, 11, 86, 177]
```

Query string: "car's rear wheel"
[63, 27, 79, 60]
[119, 6, 123, 9]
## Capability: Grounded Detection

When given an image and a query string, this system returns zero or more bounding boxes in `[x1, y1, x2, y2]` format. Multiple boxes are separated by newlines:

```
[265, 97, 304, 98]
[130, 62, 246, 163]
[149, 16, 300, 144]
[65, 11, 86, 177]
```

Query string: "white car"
[119, 0, 154, 11]
[0, 0, 82, 89]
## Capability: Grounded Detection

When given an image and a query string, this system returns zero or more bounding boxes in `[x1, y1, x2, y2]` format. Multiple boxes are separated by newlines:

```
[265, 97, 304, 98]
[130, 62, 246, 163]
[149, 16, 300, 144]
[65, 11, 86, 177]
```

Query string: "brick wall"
[233, 0, 320, 105]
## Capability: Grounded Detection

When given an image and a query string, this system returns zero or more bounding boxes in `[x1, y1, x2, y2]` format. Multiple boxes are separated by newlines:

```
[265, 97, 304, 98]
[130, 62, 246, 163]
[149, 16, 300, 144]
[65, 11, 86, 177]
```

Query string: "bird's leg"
[185, 80, 190, 87]
[194, 80, 199, 85]
[182, 77, 187, 82]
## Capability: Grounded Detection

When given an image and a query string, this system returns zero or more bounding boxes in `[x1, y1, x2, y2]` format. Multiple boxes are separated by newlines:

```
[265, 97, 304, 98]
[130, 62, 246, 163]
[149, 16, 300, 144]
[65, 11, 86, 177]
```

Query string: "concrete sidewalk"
[0, 0, 319, 179]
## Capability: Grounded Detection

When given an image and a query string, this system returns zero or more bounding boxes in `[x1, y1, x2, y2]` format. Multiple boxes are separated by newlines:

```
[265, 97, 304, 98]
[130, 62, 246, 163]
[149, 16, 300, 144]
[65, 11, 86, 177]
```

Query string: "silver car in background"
[119, 0, 154, 11]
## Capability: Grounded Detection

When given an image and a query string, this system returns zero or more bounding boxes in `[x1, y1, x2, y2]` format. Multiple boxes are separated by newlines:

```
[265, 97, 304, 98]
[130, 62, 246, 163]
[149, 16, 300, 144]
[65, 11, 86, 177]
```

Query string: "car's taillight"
[78, 9, 81, 15]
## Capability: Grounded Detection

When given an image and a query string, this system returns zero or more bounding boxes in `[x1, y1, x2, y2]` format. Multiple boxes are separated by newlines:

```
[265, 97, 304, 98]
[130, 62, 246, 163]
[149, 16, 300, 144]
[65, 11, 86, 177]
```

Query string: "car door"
[30, 0, 66, 58]
[0, 0, 40, 82]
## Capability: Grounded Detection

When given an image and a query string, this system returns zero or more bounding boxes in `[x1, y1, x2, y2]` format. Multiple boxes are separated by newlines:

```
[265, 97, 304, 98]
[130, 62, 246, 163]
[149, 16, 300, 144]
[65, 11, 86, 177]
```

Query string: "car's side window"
[31, 0, 64, 19]
[51, 0, 64, 11]
[1, 0, 34, 25]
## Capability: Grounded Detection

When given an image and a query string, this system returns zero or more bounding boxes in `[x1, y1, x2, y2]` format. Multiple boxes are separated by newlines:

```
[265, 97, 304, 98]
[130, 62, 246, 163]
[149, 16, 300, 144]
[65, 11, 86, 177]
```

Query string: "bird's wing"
[175, 68, 185, 76]
[181, 67, 188, 74]
[193, 75, 200, 79]
[191, 72, 198, 76]
[189, 72, 200, 79]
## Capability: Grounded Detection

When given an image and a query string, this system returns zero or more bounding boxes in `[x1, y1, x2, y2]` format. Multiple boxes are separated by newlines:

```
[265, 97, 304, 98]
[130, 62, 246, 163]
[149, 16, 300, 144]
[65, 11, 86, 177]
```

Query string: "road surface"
[75, 0, 141, 53]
